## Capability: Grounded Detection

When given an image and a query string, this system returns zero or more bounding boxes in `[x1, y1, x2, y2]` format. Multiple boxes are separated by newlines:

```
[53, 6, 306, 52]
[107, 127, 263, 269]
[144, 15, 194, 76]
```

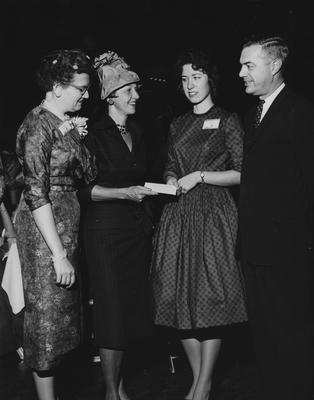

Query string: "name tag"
[202, 118, 220, 129]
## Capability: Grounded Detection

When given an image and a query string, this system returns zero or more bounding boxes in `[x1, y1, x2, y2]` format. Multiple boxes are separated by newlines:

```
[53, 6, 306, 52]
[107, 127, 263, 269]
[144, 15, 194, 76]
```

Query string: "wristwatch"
[200, 171, 205, 184]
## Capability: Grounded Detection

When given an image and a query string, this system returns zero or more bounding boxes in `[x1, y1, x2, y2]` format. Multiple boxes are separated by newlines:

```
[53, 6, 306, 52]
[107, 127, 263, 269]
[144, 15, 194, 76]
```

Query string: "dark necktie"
[254, 99, 265, 128]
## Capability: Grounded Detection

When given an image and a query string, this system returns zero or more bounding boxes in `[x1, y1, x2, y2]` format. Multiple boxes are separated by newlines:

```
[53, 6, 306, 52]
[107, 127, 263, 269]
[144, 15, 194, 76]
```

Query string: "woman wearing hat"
[81, 51, 157, 400]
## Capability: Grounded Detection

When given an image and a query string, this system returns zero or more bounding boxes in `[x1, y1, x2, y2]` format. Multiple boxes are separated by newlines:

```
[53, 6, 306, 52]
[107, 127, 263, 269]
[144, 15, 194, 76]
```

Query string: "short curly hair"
[175, 49, 220, 100]
[37, 49, 92, 92]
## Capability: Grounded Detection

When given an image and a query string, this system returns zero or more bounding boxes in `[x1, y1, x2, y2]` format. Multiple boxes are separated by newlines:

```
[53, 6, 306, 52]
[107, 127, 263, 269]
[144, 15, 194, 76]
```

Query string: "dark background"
[2, 0, 314, 150]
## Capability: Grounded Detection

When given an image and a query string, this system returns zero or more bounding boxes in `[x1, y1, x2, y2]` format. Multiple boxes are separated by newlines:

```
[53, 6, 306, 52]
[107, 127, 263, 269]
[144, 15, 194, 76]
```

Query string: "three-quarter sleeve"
[223, 113, 244, 172]
[163, 123, 179, 181]
[17, 116, 54, 211]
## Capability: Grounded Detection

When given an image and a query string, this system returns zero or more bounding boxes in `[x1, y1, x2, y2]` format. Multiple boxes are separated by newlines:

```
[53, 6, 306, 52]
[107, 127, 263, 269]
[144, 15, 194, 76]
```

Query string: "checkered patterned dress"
[150, 106, 248, 329]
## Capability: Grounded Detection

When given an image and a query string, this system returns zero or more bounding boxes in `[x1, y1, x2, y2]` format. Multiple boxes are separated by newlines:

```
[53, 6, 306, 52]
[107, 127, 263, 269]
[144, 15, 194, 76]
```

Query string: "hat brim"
[105, 79, 140, 99]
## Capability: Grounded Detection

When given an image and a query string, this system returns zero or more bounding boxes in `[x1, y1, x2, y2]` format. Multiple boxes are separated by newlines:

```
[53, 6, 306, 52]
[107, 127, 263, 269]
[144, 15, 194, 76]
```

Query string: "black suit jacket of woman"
[80, 114, 152, 232]
[239, 86, 314, 265]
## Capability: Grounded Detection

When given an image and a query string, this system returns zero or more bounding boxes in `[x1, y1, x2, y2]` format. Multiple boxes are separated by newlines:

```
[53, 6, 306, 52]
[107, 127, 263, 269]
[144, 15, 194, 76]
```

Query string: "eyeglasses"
[66, 83, 90, 96]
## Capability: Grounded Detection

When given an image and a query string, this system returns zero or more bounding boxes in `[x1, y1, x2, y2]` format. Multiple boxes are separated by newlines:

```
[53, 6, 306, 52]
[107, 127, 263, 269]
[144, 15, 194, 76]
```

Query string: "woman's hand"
[166, 177, 181, 196]
[166, 176, 180, 189]
[178, 172, 201, 194]
[125, 186, 158, 202]
[53, 255, 76, 288]
[32, 204, 75, 288]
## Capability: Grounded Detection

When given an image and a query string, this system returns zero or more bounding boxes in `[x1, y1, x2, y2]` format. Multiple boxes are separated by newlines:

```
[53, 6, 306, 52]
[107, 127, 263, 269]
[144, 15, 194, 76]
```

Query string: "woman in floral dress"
[150, 49, 247, 400]
[15, 49, 96, 400]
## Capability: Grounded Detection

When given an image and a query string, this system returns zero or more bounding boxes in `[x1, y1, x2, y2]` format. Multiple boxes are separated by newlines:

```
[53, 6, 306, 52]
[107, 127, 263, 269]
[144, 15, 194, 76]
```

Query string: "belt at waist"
[49, 176, 76, 191]
[50, 185, 76, 192]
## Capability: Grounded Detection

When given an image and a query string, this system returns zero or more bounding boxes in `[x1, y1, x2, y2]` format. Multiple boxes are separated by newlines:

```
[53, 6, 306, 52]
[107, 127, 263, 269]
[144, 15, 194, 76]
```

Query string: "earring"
[107, 98, 114, 105]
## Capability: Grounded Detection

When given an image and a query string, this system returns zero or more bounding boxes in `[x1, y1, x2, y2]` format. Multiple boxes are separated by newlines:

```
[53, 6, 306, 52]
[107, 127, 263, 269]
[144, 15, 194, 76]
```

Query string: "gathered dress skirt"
[151, 184, 247, 330]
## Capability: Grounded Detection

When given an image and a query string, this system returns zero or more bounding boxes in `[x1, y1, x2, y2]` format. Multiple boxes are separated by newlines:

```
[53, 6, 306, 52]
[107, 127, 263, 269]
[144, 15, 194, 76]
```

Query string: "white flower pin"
[59, 116, 88, 138]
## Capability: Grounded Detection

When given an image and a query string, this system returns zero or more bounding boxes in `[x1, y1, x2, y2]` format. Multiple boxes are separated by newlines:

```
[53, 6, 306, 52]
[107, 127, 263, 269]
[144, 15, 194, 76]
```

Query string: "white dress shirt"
[260, 82, 285, 121]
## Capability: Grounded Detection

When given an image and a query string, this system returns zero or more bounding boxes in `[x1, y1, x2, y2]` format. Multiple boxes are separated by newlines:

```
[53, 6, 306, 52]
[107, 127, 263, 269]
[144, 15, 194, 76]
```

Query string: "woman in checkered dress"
[150, 49, 247, 400]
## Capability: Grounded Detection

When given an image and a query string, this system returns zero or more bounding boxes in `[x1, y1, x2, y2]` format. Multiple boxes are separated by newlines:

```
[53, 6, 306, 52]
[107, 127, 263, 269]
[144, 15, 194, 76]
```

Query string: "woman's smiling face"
[111, 83, 140, 117]
[181, 64, 211, 105]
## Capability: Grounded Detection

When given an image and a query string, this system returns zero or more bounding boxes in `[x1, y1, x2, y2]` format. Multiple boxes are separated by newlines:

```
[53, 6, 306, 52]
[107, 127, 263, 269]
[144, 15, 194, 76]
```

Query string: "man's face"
[239, 44, 273, 98]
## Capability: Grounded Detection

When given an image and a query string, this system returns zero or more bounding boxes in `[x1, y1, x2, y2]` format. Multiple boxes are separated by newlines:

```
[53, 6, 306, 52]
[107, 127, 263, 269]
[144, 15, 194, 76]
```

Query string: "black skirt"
[83, 201, 153, 348]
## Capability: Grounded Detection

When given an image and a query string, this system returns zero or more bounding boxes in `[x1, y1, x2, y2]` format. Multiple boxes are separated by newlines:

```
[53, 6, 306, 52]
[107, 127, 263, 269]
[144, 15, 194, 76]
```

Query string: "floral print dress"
[15, 106, 96, 370]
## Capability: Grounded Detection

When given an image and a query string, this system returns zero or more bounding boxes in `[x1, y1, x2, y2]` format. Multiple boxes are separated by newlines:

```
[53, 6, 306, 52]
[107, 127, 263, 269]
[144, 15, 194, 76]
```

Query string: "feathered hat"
[94, 51, 140, 100]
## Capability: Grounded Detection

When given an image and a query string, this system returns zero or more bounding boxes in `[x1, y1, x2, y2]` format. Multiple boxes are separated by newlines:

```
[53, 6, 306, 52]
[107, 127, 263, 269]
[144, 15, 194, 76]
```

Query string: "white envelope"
[144, 182, 177, 195]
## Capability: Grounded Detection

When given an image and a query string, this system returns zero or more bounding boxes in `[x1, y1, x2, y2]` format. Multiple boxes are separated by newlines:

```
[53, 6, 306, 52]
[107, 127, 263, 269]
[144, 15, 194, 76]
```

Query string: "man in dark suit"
[238, 36, 314, 400]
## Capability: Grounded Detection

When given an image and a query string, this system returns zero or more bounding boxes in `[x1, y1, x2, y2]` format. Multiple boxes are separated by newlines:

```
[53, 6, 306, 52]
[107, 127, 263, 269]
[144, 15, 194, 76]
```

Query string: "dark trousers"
[242, 249, 313, 400]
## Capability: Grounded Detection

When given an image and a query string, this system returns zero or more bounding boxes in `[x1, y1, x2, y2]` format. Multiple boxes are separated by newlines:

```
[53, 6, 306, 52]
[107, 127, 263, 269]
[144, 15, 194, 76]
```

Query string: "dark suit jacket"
[79, 114, 152, 231]
[239, 86, 314, 265]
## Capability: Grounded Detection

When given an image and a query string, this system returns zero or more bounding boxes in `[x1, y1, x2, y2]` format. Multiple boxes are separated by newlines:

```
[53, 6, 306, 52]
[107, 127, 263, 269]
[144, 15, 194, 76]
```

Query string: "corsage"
[59, 116, 88, 138]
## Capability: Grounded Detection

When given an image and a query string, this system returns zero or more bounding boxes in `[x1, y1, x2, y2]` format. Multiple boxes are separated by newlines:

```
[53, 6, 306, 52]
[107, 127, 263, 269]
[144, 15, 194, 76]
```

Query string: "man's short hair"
[242, 36, 289, 70]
